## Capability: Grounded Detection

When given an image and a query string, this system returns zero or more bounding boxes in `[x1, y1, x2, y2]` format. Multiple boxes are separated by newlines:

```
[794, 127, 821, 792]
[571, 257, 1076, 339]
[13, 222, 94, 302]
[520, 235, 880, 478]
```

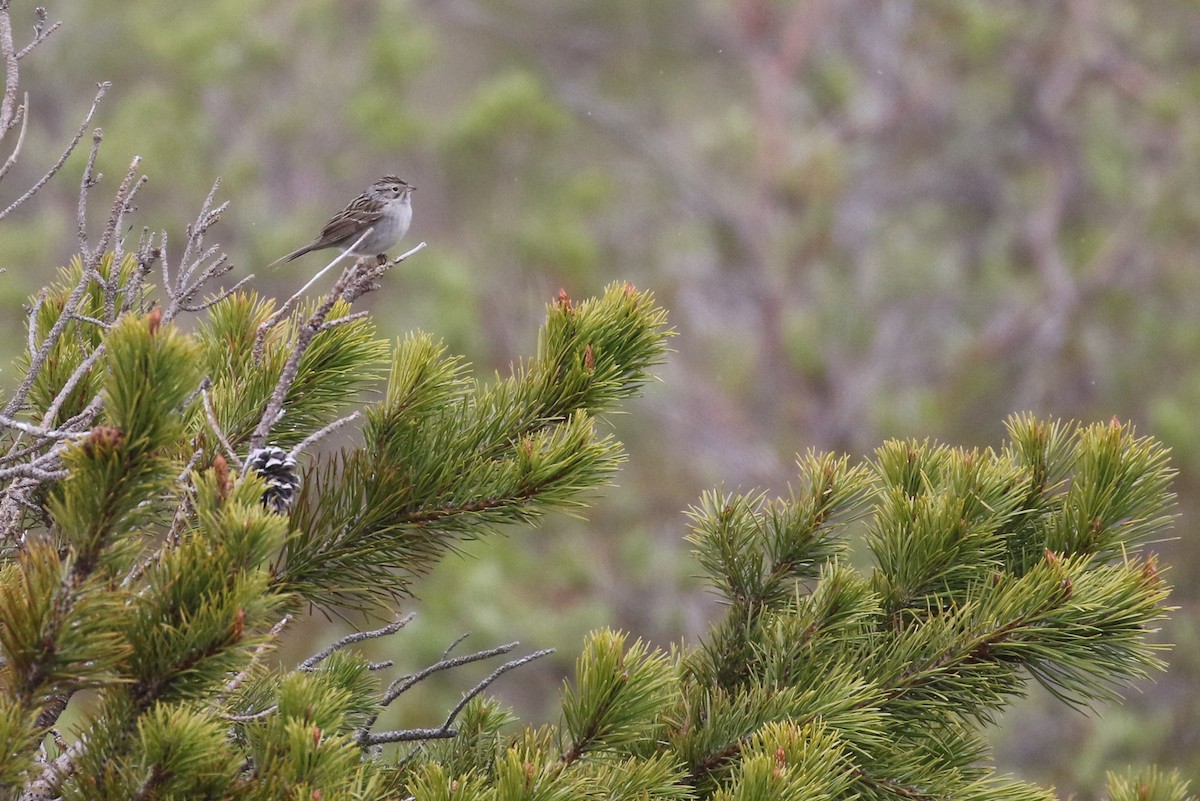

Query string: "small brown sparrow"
[271, 175, 415, 266]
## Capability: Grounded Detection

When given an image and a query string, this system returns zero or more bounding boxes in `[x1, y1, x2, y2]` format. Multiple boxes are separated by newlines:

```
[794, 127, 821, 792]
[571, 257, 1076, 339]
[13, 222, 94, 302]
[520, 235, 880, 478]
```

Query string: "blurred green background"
[3, 1, 1199, 796]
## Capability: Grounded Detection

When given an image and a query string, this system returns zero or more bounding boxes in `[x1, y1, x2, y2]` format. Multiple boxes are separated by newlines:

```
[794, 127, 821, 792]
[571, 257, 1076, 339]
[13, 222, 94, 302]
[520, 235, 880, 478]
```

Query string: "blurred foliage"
[3, 0, 1200, 796]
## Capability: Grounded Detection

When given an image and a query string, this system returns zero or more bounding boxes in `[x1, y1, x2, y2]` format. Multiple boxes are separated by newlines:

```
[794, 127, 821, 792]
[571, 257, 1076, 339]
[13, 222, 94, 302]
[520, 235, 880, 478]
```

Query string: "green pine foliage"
[196, 293, 389, 449]
[279, 285, 671, 609]
[0, 258, 1190, 800]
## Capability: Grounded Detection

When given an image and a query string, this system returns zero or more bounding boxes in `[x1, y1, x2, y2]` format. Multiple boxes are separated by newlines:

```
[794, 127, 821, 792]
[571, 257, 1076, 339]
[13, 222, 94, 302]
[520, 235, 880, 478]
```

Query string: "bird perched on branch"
[270, 175, 415, 266]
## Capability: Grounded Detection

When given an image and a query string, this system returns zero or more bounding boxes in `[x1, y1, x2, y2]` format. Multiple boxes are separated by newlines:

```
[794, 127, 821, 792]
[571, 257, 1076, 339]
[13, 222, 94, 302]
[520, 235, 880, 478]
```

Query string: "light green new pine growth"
[239, 671, 388, 799]
[686, 451, 873, 608]
[51, 313, 199, 576]
[405, 762, 484, 801]
[278, 285, 672, 610]
[1000, 414, 1078, 572]
[532, 283, 673, 415]
[0, 694, 39, 787]
[0, 541, 129, 711]
[710, 722, 855, 801]
[196, 292, 389, 449]
[1003, 413, 1077, 497]
[418, 696, 517, 779]
[666, 415, 1180, 800]
[492, 746, 587, 801]
[20, 254, 141, 426]
[1049, 418, 1176, 560]
[123, 525, 283, 704]
[406, 762, 488, 801]
[1106, 767, 1196, 801]
[579, 753, 691, 800]
[869, 441, 1029, 616]
[132, 704, 243, 799]
[378, 333, 471, 431]
[190, 467, 291, 571]
[978, 553, 1171, 708]
[561, 629, 675, 763]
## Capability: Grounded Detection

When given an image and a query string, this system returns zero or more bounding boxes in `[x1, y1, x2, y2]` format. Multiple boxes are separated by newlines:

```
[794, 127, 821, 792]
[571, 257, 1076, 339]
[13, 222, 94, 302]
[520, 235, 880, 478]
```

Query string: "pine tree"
[0, 254, 1192, 799]
[0, 6, 1194, 799]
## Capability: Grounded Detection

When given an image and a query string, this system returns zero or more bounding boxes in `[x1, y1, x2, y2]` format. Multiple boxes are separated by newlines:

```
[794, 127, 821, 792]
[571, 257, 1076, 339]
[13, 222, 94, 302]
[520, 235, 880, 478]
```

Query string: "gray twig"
[358, 648, 554, 747]
[38, 351, 105, 431]
[299, 613, 416, 672]
[14, 8, 60, 61]
[318, 310, 369, 332]
[0, 81, 108, 221]
[340, 241, 427, 303]
[253, 229, 374, 363]
[77, 127, 103, 260]
[288, 411, 360, 460]
[0, 91, 27, 181]
[223, 614, 293, 695]
[380, 642, 518, 708]
[25, 287, 44, 357]
[201, 381, 240, 466]
[0, 2, 19, 135]
[4, 259, 95, 417]
[0, 463, 67, 481]
[0, 414, 89, 441]
[247, 258, 363, 453]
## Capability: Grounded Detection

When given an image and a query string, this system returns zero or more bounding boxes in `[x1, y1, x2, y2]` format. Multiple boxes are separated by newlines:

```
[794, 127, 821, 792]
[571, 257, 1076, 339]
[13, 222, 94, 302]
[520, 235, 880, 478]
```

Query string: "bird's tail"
[265, 244, 314, 271]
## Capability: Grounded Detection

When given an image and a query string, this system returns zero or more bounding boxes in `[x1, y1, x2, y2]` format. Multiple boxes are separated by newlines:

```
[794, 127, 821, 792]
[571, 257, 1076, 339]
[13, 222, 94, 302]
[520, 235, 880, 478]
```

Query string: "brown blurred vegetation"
[3, 1, 1198, 796]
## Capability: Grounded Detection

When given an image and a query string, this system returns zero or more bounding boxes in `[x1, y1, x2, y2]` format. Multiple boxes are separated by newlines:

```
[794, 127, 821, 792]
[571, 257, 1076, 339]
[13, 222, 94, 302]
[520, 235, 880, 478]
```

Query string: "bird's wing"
[265, 191, 386, 268]
[312, 193, 386, 249]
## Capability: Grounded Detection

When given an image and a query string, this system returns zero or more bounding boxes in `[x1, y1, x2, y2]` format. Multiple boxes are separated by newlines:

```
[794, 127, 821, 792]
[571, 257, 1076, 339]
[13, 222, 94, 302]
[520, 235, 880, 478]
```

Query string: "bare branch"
[247, 258, 363, 453]
[441, 632, 472, 660]
[253, 229, 376, 362]
[15, 8, 60, 61]
[0, 438, 49, 467]
[201, 381, 240, 466]
[38, 348, 105, 429]
[157, 185, 240, 324]
[340, 241, 428, 303]
[174, 446, 204, 485]
[92, 157, 142, 287]
[25, 287, 44, 357]
[112, 169, 149, 265]
[288, 411, 360, 460]
[177, 181, 222, 284]
[358, 727, 457, 745]
[21, 731, 87, 801]
[66, 311, 109, 330]
[178, 273, 253, 313]
[223, 706, 278, 723]
[299, 613, 416, 672]
[0, 91, 27, 181]
[317, 310, 369, 333]
[0, 414, 89, 441]
[223, 614, 293, 695]
[4, 264, 95, 417]
[0, 2, 19, 134]
[46, 392, 103, 434]
[438, 648, 553, 732]
[358, 648, 554, 747]
[77, 127, 103, 260]
[0, 463, 66, 481]
[379, 642, 519, 709]
[0, 82, 108, 221]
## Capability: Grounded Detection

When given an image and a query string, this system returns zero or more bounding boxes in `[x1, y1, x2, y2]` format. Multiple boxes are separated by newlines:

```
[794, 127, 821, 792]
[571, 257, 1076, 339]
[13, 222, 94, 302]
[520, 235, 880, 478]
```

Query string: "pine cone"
[246, 447, 300, 514]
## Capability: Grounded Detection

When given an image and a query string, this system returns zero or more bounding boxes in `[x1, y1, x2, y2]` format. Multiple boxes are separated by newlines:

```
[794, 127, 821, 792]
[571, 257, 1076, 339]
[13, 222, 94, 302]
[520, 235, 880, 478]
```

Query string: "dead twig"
[0, 82, 108, 221]
[300, 614, 416, 672]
